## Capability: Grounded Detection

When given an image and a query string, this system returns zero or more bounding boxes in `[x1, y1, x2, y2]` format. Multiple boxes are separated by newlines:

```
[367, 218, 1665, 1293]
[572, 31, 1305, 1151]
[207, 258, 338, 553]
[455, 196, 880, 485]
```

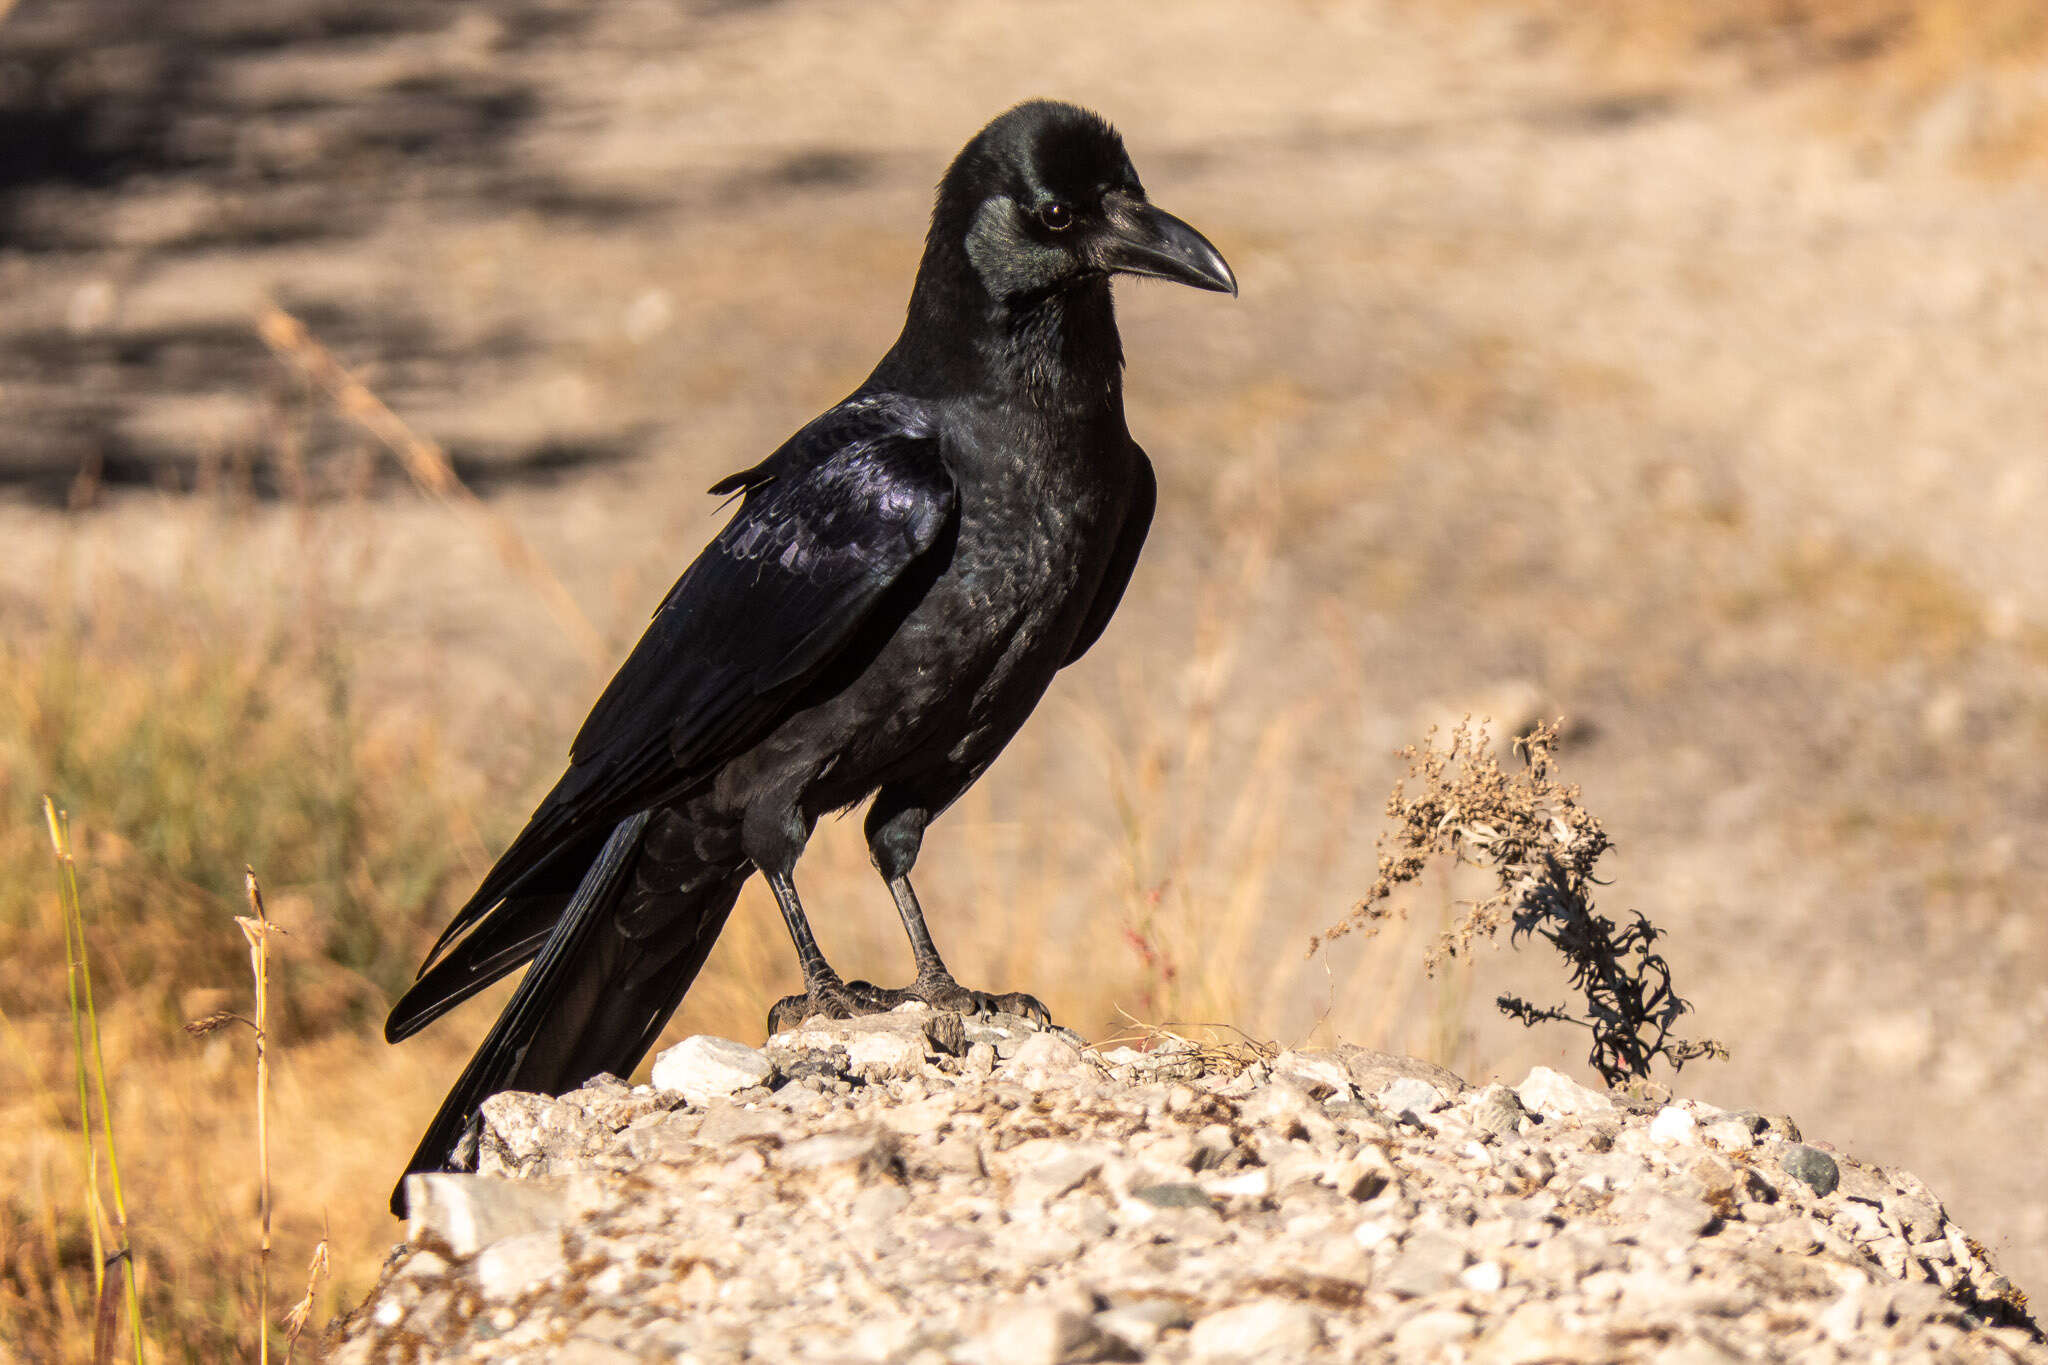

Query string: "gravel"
[332, 1008, 2043, 1362]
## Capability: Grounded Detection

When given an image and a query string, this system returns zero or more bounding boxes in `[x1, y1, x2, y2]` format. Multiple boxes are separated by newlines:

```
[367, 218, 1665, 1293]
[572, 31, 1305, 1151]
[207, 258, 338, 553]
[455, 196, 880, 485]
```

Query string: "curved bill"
[1098, 197, 1238, 296]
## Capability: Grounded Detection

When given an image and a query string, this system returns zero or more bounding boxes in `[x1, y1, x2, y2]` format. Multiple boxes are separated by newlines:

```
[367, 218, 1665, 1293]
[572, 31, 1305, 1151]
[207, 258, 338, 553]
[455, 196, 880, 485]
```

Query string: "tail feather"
[389, 810, 744, 1215]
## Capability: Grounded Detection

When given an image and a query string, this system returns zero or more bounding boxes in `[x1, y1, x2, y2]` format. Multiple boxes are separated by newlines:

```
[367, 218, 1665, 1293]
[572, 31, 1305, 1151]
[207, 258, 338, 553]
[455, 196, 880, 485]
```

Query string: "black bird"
[385, 100, 1235, 1213]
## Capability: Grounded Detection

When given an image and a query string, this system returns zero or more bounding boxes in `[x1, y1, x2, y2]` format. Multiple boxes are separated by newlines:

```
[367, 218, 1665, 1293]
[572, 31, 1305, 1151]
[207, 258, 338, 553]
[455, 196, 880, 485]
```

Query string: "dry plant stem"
[42, 798, 146, 1365]
[1313, 722, 1724, 1085]
[281, 1221, 330, 1365]
[253, 305, 606, 666]
[237, 868, 278, 1365]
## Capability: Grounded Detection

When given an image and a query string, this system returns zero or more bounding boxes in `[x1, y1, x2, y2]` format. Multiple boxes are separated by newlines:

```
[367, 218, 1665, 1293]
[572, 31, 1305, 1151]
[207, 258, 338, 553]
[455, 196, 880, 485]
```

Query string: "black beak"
[1098, 196, 1237, 296]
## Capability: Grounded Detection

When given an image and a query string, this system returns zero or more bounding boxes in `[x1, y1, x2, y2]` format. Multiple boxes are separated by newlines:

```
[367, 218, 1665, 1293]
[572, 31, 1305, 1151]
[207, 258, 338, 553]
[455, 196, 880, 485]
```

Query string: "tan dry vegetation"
[6, 0, 2048, 1356]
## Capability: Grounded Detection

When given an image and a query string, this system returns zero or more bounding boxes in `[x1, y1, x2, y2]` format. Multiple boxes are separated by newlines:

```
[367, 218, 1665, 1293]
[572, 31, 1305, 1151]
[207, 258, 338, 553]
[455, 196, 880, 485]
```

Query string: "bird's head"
[935, 100, 1237, 304]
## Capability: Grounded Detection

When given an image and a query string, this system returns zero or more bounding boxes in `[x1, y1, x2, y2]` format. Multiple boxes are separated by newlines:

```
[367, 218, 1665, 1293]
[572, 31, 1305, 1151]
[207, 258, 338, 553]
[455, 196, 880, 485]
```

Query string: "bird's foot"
[765, 978, 866, 1034]
[847, 972, 1052, 1028]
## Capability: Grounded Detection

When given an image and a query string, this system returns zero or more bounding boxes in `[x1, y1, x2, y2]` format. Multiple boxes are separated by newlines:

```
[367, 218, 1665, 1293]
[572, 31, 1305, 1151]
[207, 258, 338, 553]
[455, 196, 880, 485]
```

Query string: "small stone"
[1459, 1260, 1506, 1293]
[1393, 1308, 1477, 1353]
[650, 1035, 775, 1105]
[1095, 1298, 1192, 1351]
[1702, 1118, 1756, 1152]
[1203, 1167, 1274, 1199]
[923, 1011, 968, 1057]
[977, 1292, 1120, 1365]
[1381, 1230, 1469, 1298]
[1376, 1075, 1449, 1117]
[1626, 1192, 1718, 1253]
[1006, 1030, 1093, 1086]
[1188, 1299, 1324, 1360]
[1006, 1139, 1110, 1201]
[478, 1091, 599, 1175]
[1779, 1144, 1840, 1197]
[1648, 1107, 1698, 1146]
[848, 1183, 912, 1228]
[398, 1250, 450, 1281]
[1353, 1218, 1399, 1250]
[1130, 1182, 1215, 1211]
[696, 1102, 789, 1147]
[403, 1173, 570, 1257]
[473, 1230, 566, 1300]
[845, 1028, 926, 1081]
[1515, 1066, 1614, 1119]
[778, 1126, 900, 1176]
[1331, 1144, 1398, 1202]
[1760, 1113, 1802, 1142]
[1271, 1050, 1356, 1100]
[1466, 1084, 1528, 1140]
[1884, 1193, 1944, 1242]
[1334, 1046, 1468, 1102]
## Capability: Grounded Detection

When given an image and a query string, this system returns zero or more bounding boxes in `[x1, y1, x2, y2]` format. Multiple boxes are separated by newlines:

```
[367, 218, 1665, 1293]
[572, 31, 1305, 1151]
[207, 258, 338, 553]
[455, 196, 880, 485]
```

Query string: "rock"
[1005, 1030, 1093, 1086]
[649, 1035, 774, 1104]
[1516, 1066, 1615, 1119]
[1649, 1106, 1698, 1145]
[1188, 1299, 1324, 1360]
[1459, 1259, 1507, 1293]
[844, 1026, 927, 1080]
[478, 1091, 600, 1176]
[776, 1126, 899, 1176]
[1702, 1117, 1757, 1152]
[1382, 1230, 1469, 1298]
[696, 1101, 788, 1147]
[974, 1292, 1123, 1365]
[1376, 1076, 1450, 1117]
[1004, 1139, 1110, 1201]
[1130, 1181, 1215, 1211]
[1095, 1298, 1192, 1351]
[1393, 1307, 1478, 1353]
[1271, 1050, 1356, 1100]
[1467, 1084, 1529, 1140]
[338, 1017, 2042, 1364]
[473, 1230, 566, 1300]
[1335, 1046, 1468, 1101]
[1781, 1144, 1841, 1197]
[923, 1011, 968, 1057]
[402, 1173, 571, 1257]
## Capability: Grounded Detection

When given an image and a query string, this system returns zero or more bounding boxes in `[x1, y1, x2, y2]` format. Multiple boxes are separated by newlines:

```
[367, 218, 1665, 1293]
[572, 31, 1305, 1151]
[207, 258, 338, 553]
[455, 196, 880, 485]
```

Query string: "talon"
[765, 981, 861, 1034]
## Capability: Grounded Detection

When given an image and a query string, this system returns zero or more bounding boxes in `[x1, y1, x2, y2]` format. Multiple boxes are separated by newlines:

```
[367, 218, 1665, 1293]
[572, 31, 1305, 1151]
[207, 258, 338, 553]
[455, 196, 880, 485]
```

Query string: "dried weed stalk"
[1314, 719, 1724, 1085]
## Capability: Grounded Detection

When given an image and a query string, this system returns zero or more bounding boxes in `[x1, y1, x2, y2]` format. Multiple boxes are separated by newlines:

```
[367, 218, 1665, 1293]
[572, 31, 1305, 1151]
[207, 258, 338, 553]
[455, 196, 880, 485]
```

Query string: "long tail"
[390, 810, 747, 1215]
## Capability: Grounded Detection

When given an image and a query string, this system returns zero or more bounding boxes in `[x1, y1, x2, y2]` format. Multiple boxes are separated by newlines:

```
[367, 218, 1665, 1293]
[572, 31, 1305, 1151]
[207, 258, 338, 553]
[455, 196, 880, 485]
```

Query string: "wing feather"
[394, 396, 955, 1009]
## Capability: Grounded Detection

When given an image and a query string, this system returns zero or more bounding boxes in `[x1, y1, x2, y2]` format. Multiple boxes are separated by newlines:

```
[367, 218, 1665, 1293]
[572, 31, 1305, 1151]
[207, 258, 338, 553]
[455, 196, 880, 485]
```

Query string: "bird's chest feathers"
[951, 423, 1124, 609]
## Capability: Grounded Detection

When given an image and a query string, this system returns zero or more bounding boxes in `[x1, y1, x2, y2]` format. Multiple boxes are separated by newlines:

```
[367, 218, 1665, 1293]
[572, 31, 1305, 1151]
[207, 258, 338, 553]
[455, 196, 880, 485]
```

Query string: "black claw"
[768, 975, 1052, 1034]
[990, 991, 1052, 1026]
[766, 982, 862, 1034]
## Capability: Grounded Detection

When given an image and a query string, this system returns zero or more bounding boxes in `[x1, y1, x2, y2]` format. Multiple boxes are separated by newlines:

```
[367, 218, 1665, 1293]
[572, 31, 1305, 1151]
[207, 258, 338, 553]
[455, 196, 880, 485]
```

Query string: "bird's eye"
[1037, 201, 1073, 231]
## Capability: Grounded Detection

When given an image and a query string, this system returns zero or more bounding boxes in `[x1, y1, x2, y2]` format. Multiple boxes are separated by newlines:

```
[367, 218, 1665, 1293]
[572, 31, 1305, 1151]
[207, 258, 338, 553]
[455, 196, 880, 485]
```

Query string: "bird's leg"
[852, 799, 1052, 1026]
[762, 868, 865, 1033]
[873, 872, 1051, 1025]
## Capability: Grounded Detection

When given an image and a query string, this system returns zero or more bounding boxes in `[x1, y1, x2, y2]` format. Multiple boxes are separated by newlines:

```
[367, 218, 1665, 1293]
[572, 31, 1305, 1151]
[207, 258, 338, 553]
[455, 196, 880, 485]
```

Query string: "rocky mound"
[329, 1009, 2041, 1363]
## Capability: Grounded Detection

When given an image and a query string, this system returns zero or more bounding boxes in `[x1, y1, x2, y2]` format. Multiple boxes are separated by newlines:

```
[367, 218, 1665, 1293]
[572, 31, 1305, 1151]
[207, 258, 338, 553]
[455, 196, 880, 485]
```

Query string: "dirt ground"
[5, 0, 2047, 1339]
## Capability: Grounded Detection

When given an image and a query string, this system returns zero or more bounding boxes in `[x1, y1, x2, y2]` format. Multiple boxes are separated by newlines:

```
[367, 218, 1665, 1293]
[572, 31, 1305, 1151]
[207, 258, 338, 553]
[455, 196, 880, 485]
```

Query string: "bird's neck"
[875, 268, 1128, 427]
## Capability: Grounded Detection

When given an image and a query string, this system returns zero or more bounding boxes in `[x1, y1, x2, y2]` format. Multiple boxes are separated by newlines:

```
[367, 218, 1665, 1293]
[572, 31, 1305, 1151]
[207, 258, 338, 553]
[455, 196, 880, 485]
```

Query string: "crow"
[385, 99, 1235, 1214]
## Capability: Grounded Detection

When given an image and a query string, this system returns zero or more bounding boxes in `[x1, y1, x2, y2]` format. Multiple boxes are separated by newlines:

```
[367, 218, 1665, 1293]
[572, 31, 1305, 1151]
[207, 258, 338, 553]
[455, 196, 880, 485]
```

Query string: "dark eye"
[1037, 201, 1073, 231]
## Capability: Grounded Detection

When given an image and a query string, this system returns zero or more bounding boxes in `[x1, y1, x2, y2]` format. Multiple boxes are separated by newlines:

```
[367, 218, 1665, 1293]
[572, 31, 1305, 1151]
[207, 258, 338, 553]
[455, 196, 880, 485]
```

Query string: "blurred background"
[5, 0, 2048, 1355]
